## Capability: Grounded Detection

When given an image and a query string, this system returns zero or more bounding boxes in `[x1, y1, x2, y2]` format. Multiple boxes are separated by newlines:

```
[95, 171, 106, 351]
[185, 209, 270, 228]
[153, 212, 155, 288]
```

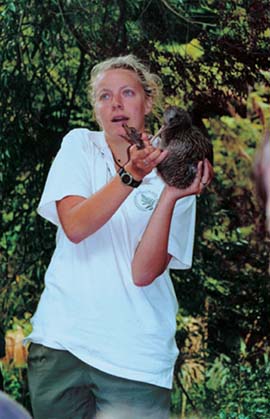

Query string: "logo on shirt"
[134, 190, 158, 211]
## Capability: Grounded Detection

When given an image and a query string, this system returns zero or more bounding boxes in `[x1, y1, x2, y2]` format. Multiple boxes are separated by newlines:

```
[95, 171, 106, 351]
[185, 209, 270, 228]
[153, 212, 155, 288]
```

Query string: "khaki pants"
[27, 343, 171, 419]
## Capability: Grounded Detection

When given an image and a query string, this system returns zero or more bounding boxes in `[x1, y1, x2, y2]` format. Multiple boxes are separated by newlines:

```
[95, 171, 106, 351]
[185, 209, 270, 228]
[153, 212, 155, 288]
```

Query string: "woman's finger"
[154, 149, 169, 165]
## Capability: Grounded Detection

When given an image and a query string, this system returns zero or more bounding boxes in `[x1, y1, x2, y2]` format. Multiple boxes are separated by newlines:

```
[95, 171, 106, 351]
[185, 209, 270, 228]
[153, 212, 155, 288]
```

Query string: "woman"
[27, 55, 213, 419]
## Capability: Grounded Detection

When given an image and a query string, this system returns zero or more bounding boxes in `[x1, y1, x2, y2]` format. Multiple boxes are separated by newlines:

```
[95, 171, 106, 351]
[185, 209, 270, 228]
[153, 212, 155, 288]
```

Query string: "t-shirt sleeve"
[167, 195, 196, 270]
[37, 129, 92, 226]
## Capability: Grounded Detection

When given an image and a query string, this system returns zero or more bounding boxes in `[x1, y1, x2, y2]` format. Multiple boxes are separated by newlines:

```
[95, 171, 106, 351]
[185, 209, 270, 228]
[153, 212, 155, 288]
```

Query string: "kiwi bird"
[253, 129, 270, 233]
[122, 106, 213, 189]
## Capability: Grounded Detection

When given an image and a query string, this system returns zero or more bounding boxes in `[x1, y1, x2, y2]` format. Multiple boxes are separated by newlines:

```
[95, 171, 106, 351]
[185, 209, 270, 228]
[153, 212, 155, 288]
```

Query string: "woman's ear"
[144, 97, 153, 116]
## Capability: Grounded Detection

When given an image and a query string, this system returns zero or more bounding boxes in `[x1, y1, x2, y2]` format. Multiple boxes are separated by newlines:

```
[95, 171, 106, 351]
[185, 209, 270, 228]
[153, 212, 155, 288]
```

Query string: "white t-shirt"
[27, 128, 196, 389]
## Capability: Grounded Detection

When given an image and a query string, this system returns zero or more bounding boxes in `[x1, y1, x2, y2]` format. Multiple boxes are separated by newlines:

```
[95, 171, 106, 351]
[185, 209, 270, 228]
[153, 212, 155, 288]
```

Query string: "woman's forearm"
[132, 188, 179, 286]
[132, 159, 213, 286]
[57, 174, 134, 243]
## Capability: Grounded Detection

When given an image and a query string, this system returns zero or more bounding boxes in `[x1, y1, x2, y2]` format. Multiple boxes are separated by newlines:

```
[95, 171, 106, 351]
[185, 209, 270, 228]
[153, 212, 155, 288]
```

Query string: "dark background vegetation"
[1, 1, 270, 417]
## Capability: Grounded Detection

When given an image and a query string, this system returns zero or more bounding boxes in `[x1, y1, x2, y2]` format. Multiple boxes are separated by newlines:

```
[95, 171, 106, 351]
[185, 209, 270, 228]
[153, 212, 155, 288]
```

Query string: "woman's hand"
[163, 159, 214, 201]
[124, 134, 168, 181]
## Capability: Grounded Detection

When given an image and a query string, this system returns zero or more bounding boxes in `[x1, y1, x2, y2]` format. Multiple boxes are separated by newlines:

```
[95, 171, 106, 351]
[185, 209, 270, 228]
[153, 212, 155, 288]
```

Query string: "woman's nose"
[112, 94, 123, 110]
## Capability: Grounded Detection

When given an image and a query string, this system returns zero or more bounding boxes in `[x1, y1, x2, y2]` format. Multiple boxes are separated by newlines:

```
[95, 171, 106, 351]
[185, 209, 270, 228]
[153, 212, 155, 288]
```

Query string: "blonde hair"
[88, 54, 163, 117]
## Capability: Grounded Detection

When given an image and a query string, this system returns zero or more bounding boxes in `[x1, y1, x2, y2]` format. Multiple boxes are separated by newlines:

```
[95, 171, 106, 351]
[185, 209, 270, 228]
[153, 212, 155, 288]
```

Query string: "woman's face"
[94, 68, 152, 143]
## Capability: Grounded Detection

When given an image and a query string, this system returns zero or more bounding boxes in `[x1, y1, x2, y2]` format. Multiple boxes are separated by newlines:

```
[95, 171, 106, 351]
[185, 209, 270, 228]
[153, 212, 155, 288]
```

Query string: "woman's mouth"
[111, 115, 129, 123]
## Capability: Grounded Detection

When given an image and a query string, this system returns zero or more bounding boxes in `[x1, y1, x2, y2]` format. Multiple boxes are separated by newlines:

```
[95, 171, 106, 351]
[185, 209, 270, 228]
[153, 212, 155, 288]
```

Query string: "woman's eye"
[99, 92, 110, 101]
[123, 89, 135, 97]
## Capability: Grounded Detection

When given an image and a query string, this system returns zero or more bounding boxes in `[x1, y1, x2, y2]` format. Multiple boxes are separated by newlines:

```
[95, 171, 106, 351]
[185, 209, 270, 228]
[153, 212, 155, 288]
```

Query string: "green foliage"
[152, 0, 270, 121]
[171, 350, 270, 418]
[207, 354, 270, 419]
[1, 0, 270, 416]
[206, 353, 231, 391]
[171, 81, 270, 417]
[1, 366, 31, 413]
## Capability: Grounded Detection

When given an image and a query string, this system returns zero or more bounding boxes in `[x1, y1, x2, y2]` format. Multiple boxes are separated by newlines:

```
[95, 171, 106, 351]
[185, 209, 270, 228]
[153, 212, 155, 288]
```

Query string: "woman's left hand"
[163, 159, 214, 201]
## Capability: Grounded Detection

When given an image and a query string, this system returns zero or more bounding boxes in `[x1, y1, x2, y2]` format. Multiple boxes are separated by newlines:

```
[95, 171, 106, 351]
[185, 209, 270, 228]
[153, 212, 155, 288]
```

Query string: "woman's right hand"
[124, 134, 168, 181]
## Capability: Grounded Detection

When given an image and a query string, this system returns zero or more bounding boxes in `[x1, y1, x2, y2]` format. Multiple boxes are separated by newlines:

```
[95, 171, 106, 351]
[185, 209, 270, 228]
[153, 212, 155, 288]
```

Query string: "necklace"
[110, 145, 132, 169]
